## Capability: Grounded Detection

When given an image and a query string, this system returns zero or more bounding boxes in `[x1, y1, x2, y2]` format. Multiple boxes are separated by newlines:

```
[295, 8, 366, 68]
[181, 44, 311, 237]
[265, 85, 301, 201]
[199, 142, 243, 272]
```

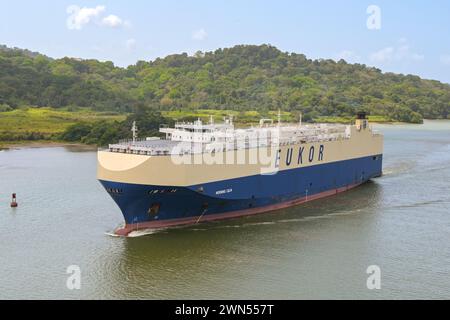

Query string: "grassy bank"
[0, 107, 126, 142]
[0, 106, 396, 148]
[314, 115, 392, 124]
[0, 140, 99, 150]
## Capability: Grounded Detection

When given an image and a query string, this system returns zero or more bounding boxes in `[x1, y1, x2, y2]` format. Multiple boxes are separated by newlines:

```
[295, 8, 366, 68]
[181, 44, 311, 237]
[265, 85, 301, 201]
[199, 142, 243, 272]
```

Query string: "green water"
[0, 120, 449, 299]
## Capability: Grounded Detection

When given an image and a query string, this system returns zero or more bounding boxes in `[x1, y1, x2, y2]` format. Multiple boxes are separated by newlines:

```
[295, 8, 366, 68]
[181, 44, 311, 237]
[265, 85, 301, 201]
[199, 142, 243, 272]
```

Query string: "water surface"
[0, 120, 449, 299]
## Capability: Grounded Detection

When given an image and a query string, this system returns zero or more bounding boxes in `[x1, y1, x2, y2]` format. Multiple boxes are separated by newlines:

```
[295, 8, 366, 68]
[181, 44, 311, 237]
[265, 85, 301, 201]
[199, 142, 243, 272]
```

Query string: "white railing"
[107, 130, 350, 156]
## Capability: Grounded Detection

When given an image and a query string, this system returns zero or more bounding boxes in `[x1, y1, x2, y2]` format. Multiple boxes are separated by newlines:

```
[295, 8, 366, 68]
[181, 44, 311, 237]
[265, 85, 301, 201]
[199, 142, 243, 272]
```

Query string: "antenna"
[131, 121, 138, 144]
[299, 112, 302, 126]
[277, 109, 281, 127]
[210, 115, 214, 125]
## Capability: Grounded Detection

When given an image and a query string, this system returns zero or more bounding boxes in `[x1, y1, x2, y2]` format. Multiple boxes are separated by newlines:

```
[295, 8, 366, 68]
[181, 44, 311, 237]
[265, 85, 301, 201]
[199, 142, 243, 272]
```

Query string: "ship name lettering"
[286, 148, 293, 166]
[216, 188, 233, 195]
[309, 146, 315, 162]
[297, 147, 304, 164]
[319, 145, 324, 161]
[275, 149, 281, 168]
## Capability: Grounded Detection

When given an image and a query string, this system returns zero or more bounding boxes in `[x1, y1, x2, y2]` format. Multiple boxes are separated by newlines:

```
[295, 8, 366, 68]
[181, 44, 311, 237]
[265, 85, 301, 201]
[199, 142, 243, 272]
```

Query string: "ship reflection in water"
[0, 120, 449, 299]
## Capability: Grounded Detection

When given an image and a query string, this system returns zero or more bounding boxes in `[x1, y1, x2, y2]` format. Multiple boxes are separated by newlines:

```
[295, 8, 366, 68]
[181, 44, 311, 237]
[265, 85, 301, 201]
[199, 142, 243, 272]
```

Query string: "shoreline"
[1, 119, 446, 151]
[0, 141, 97, 151]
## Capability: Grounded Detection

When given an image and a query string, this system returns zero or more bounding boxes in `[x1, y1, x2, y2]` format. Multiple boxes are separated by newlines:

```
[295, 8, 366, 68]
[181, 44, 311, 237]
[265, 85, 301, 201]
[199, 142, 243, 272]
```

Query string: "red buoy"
[10, 193, 18, 208]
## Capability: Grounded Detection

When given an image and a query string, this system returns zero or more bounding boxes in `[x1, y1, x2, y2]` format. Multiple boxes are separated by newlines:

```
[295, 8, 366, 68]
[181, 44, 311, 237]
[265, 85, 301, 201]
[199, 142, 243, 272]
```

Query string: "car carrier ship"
[98, 112, 383, 236]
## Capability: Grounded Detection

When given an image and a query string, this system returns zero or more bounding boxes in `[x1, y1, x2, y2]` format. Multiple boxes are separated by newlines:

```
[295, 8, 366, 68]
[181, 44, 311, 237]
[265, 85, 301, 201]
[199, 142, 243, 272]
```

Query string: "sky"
[1, 0, 450, 83]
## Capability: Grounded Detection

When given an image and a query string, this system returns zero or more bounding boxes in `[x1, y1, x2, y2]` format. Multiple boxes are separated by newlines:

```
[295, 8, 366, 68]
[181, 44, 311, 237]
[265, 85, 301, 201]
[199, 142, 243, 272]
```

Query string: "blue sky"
[1, 0, 450, 83]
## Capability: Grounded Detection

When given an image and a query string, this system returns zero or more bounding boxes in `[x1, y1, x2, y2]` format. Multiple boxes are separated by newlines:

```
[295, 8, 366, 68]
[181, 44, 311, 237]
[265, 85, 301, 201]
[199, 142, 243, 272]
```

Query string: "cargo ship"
[98, 112, 383, 236]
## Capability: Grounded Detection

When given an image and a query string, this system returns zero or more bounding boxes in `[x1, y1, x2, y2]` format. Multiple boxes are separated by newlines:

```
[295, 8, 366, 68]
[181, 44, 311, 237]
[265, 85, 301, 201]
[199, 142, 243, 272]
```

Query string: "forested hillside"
[1, 44, 449, 123]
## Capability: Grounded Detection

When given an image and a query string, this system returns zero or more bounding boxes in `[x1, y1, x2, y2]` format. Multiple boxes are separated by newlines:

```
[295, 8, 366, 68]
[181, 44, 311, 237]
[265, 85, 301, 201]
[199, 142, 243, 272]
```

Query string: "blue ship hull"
[100, 154, 382, 234]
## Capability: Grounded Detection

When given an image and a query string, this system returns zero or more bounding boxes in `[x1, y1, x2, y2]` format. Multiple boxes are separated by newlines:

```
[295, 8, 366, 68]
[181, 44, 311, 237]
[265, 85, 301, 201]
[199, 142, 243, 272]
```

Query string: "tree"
[1, 44, 449, 122]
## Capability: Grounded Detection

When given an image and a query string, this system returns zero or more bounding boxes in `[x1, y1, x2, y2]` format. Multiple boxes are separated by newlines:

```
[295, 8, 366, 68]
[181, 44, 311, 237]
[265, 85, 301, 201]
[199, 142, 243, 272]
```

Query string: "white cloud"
[101, 15, 130, 28]
[369, 40, 424, 63]
[440, 54, 450, 66]
[66, 5, 105, 30]
[101, 15, 123, 28]
[66, 5, 128, 30]
[192, 28, 207, 41]
[370, 47, 395, 63]
[335, 50, 361, 63]
[126, 38, 137, 51]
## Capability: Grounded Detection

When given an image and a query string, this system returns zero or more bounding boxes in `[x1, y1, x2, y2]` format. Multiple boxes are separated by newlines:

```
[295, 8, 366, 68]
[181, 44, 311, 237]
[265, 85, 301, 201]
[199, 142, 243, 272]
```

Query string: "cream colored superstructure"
[98, 120, 383, 187]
